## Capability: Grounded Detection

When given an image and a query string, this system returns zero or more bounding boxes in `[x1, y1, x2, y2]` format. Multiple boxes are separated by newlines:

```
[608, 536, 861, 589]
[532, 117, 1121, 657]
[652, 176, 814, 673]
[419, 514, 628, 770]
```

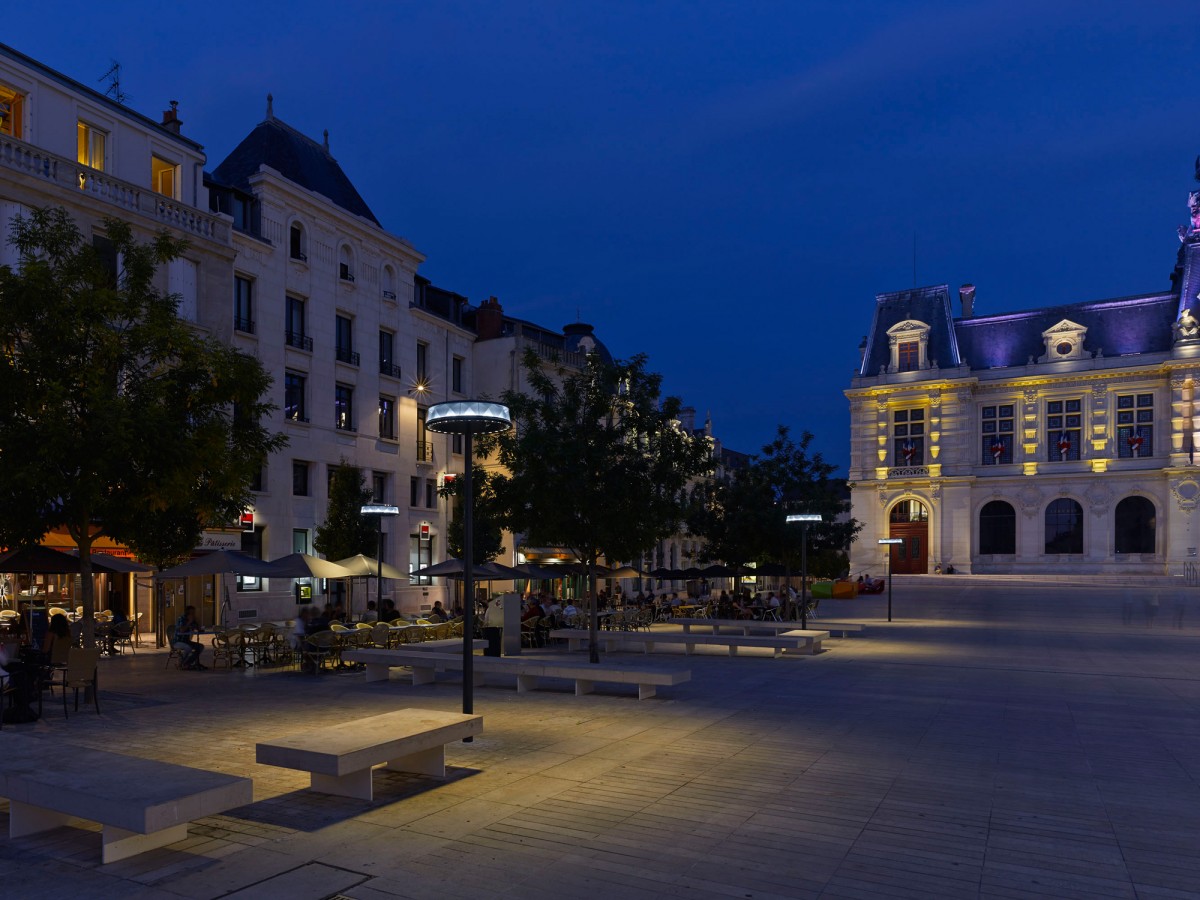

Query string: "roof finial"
[266, 93, 274, 119]
[323, 129, 329, 152]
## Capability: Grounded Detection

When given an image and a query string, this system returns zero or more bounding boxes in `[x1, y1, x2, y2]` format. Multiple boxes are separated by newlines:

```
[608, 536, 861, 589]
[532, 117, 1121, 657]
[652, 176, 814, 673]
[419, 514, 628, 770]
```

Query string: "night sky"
[9, 2, 1199, 469]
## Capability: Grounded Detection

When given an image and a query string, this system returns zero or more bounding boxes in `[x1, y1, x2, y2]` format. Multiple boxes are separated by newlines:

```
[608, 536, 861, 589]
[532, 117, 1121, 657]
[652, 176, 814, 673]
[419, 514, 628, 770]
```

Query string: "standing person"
[173, 605, 206, 670]
[482, 594, 505, 657]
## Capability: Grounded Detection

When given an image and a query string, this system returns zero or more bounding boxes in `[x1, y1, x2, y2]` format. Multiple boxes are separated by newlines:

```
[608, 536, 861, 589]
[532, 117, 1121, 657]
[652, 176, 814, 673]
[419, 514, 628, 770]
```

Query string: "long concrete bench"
[0, 734, 251, 863]
[340, 648, 689, 700]
[670, 618, 865, 638]
[256, 708, 481, 801]
[398, 638, 487, 652]
[550, 628, 828, 657]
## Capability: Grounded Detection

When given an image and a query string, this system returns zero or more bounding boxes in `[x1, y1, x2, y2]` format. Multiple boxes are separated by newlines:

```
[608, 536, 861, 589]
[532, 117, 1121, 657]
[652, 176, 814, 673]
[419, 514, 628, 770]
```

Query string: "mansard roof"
[953, 292, 1176, 369]
[859, 284, 960, 376]
[211, 116, 379, 225]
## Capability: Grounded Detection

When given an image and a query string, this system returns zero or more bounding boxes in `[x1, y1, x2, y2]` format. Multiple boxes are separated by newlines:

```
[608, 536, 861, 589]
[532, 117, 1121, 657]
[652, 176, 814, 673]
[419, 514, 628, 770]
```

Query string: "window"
[151, 155, 179, 199]
[889, 499, 928, 523]
[335, 314, 358, 365]
[293, 529, 310, 555]
[77, 121, 106, 170]
[335, 384, 354, 431]
[1114, 496, 1156, 554]
[0, 86, 24, 138]
[417, 406, 430, 461]
[372, 472, 388, 504]
[892, 409, 924, 467]
[416, 341, 428, 381]
[1044, 498, 1083, 554]
[379, 330, 400, 378]
[410, 476, 420, 507]
[339, 245, 355, 282]
[452, 433, 463, 455]
[426, 480, 437, 509]
[292, 461, 309, 496]
[284, 371, 307, 422]
[379, 395, 396, 439]
[1117, 393, 1154, 458]
[382, 264, 397, 300]
[289, 222, 307, 261]
[410, 534, 433, 584]
[897, 341, 919, 372]
[979, 501, 1016, 554]
[249, 466, 264, 493]
[326, 465, 340, 496]
[981, 404, 1014, 465]
[1047, 398, 1081, 461]
[234, 276, 254, 334]
[286, 295, 311, 350]
[92, 234, 118, 287]
[169, 258, 198, 322]
[238, 526, 264, 592]
[452, 356, 464, 393]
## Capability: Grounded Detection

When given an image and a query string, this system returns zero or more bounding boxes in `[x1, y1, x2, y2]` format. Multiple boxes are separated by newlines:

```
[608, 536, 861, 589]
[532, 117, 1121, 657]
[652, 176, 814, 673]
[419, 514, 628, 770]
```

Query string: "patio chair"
[302, 631, 336, 674]
[111, 621, 135, 654]
[54, 646, 101, 718]
[520, 616, 542, 648]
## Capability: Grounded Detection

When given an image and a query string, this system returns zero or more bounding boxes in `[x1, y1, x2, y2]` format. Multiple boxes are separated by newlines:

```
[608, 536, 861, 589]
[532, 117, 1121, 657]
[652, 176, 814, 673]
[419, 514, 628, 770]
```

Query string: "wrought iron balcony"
[234, 316, 255, 335]
[336, 347, 360, 366]
[416, 439, 433, 463]
[285, 330, 313, 351]
[379, 361, 402, 379]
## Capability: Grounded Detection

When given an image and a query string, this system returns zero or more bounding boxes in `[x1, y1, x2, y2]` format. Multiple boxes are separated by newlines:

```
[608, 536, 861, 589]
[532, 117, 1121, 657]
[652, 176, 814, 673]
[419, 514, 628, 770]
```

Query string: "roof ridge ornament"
[266, 93, 274, 120]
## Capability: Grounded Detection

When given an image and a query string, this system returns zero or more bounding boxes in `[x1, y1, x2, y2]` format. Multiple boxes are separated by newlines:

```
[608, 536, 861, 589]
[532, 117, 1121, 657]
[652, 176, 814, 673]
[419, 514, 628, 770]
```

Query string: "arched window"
[339, 244, 355, 282]
[1114, 496, 1155, 554]
[1044, 498, 1083, 554]
[979, 501, 1016, 554]
[381, 264, 396, 300]
[889, 499, 928, 523]
[289, 221, 306, 261]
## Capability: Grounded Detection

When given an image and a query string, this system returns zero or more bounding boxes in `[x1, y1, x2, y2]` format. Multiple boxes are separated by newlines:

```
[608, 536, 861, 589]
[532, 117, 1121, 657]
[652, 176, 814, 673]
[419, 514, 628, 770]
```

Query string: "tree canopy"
[313, 462, 377, 561]
[0, 207, 284, 644]
[439, 466, 505, 565]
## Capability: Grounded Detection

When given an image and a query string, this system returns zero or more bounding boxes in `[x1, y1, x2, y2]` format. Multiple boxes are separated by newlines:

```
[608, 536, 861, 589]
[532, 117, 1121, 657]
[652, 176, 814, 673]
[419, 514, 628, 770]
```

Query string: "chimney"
[959, 283, 976, 318]
[161, 100, 182, 134]
[475, 296, 504, 341]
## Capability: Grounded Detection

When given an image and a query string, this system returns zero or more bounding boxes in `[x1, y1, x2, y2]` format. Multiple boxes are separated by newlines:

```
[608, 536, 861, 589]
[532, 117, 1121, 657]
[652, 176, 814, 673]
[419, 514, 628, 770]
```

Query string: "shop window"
[1046, 398, 1081, 461]
[981, 404, 1015, 465]
[1116, 394, 1153, 458]
[979, 500, 1016, 554]
[410, 535, 433, 584]
[1114, 496, 1155, 554]
[237, 526, 264, 591]
[1044, 498, 1083, 554]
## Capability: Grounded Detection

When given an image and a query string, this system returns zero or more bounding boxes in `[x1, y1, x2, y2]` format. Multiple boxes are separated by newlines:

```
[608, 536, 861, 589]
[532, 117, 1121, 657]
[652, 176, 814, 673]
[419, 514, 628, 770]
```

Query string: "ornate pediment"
[1039, 319, 1088, 363]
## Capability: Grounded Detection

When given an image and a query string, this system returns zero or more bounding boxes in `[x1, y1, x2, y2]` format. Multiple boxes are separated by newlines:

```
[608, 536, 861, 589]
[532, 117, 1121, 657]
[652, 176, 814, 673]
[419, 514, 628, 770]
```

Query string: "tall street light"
[425, 401, 512, 727]
[360, 503, 399, 616]
[786, 514, 822, 629]
[878, 538, 903, 622]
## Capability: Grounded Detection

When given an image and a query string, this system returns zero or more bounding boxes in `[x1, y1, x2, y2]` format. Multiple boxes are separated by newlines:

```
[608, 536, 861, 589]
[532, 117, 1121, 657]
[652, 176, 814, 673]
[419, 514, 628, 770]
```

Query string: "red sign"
[240, 511, 255, 532]
[419, 521, 431, 541]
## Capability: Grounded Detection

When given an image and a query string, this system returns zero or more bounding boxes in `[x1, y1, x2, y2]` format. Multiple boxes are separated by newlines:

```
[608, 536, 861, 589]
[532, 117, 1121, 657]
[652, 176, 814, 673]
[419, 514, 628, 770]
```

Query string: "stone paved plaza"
[1, 579, 1199, 899]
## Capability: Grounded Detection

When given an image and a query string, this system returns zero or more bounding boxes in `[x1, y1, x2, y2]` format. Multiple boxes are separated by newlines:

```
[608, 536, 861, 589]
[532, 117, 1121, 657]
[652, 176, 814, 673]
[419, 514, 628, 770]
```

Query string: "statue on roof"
[1175, 307, 1200, 342]
[1177, 158, 1200, 242]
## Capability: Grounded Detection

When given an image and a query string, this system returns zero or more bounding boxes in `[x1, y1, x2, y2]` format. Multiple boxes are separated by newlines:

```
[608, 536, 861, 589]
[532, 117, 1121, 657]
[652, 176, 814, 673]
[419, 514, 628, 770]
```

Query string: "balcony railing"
[285, 330, 313, 351]
[379, 361, 402, 379]
[336, 347, 360, 366]
[0, 133, 229, 243]
[416, 439, 433, 463]
[234, 316, 255, 335]
[382, 290, 397, 301]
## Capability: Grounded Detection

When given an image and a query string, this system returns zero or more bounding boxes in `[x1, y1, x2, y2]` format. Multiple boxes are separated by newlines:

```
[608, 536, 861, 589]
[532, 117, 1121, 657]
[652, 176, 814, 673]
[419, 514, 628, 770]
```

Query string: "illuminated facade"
[846, 169, 1200, 576]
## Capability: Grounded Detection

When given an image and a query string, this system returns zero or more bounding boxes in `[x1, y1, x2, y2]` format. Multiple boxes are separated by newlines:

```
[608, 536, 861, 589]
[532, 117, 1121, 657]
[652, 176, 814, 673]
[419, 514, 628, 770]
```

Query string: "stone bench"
[811, 622, 865, 637]
[670, 618, 864, 639]
[0, 734, 251, 864]
[256, 708, 482, 801]
[341, 648, 690, 700]
[550, 628, 828, 657]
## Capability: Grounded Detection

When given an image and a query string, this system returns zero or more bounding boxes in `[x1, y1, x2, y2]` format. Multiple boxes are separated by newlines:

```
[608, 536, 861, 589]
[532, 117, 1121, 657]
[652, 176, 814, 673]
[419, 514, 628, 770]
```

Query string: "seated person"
[362, 601, 379, 623]
[521, 599, 542, 622]
[173, 605, 206, 670]
[428, 600, 448, 622]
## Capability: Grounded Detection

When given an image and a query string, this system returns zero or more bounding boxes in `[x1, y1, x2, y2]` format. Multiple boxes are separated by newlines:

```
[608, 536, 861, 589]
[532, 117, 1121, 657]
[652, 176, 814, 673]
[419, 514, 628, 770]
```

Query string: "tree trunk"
[587, 559, 599, 664]
[76, 528, 96, 650]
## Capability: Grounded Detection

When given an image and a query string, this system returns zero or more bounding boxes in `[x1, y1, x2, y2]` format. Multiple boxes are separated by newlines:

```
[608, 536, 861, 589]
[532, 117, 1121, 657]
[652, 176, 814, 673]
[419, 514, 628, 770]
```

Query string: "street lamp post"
[878, 538, 903, 622]
[424, 401, 512, 728]
[786, 514, 822, 629]
[360, 503, 399, 616]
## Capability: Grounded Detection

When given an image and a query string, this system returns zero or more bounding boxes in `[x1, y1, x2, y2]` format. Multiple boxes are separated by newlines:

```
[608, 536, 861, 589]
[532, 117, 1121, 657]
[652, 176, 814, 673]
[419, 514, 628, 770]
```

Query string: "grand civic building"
[846, 165, 1200, 576]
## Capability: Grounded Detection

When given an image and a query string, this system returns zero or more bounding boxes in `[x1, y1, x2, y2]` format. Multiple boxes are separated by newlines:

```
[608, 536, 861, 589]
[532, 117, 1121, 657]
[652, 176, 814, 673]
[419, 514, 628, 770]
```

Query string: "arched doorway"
[888, 499, 929, 574]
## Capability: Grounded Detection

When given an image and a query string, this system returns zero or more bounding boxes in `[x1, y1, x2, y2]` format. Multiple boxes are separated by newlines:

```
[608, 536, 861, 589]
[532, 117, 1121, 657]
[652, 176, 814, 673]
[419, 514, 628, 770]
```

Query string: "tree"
[439, 466, 504, 565]
[0, 207, 284, 647]
[488, 349, 713, 662]
[313, 462, 376, 561]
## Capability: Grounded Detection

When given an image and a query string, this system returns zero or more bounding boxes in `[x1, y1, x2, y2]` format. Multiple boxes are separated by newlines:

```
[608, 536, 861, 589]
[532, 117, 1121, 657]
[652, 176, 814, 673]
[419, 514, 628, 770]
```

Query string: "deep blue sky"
[10, 2, 1200, 469]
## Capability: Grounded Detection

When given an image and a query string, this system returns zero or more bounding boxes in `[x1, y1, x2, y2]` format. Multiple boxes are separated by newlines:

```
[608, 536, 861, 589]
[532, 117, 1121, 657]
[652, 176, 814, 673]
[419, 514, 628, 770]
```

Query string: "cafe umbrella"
[332, 554, 407, 616]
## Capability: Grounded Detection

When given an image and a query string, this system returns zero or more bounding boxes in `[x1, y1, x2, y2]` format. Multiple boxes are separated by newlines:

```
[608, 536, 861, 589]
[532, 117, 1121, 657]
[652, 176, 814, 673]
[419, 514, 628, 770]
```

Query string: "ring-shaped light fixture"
[424, 401, 512, 436]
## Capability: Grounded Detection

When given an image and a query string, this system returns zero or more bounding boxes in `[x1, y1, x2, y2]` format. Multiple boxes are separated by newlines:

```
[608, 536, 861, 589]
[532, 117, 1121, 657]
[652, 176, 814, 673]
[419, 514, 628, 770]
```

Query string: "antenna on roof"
[266, 93, 274, 119]
[99, 60, 128, 105]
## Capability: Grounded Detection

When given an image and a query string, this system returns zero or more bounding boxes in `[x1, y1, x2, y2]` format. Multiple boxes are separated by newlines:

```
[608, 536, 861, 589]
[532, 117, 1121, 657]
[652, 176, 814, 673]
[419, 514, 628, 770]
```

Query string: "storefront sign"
[198, 531, 241, 551]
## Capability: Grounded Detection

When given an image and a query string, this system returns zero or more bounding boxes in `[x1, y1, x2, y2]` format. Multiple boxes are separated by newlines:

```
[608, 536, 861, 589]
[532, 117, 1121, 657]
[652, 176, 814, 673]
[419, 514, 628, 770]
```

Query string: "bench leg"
[364, 663, 389, 683]
[9, 801, 82, 837]
[575, 679, 594, 696]
[638, 683, 657, 700]
[102, 823, 189, 864]
[311, 768, 374, 801]
[684, 642, 694, 655]
[516, 674, 539, 693]
[728, 645, 738, 656]
[386, 745, 446, 778]
[811, 641, 822, 654]
[411, 665, 436, 686]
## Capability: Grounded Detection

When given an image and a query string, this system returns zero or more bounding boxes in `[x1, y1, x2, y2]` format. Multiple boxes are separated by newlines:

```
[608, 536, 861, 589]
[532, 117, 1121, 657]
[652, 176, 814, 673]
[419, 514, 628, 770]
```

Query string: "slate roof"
[954, 293, 1177, 369]
[859, 285, 960, 376]
[211, 117, 379, 225]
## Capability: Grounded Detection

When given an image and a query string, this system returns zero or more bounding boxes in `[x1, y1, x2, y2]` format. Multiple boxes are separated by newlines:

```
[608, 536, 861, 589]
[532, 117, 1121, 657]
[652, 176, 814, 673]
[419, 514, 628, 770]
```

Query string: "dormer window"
[289, 222, 307, 261]
[1040, 319, 1088, 362]
[0, 85, 24, 139]
[885, 319, 931, 373]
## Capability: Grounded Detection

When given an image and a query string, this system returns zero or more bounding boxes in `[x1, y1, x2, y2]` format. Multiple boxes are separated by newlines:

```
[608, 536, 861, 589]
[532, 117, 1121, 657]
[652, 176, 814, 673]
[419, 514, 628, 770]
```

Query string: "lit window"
[151, 155, 179, 199]
[335, 384, 355, 431]
[77, 121, 106, 170]
[0, 86, 25, 138]
[379, 395, 396, 439]
[892, 409, 925, 467]
[284, 371, 307, 422]
[897, 341, 919, 372]
[981, 404, 1014, 465]
[1046, 398, 1082, 461]
[1116, 394, 1153, 458]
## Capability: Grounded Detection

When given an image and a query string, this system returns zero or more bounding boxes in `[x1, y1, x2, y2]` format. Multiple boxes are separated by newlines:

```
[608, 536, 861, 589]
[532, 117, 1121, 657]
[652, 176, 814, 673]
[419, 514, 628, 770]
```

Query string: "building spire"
[323, 129, 330, 152]
[266, 93, 274, 120]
